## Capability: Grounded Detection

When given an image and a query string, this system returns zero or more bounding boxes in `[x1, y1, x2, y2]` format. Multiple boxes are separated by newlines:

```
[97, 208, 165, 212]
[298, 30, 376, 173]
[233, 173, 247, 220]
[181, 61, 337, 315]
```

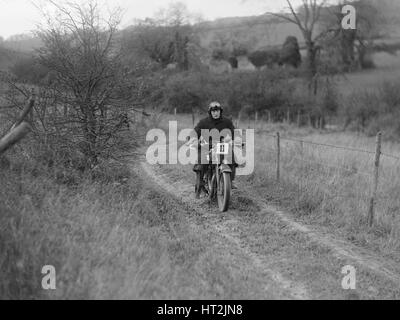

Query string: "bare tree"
[125, 2, 198, 71]
[33, 1, 141, 168]
[269, 0, 329, 94]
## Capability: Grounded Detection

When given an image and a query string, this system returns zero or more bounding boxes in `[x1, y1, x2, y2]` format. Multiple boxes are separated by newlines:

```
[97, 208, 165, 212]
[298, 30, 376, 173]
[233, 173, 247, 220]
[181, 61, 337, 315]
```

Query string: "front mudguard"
[219, 164, 232, 173]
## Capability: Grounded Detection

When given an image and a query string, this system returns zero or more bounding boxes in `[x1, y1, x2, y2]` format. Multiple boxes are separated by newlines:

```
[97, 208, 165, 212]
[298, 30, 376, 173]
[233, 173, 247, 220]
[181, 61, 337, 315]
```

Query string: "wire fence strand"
[260, 131, 400, 161]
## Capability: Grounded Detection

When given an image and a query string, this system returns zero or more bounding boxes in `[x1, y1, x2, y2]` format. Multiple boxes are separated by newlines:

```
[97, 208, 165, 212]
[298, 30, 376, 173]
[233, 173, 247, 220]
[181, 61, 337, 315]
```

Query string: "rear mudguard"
[219, 164, 232, 173]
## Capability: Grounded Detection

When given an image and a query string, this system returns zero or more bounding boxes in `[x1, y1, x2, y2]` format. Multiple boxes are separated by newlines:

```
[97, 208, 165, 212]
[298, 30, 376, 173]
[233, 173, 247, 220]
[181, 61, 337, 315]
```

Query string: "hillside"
[2, 36, 42, 53]
[195, 15, 306, 51]
[0, 46, 28, 71]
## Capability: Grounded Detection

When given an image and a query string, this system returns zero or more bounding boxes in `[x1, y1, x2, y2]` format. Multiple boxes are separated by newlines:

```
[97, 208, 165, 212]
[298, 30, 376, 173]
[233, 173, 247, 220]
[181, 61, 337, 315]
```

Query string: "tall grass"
[0, 130, 215, 299]
[1, 134, 268, 299]
[0, 152, 176, 299]
[248, 127, 400, 261]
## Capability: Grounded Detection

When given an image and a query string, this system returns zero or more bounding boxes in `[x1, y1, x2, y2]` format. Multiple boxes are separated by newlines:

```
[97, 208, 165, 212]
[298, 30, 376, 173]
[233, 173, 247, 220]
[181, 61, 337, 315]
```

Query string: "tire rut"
[140, 161, 310, 300]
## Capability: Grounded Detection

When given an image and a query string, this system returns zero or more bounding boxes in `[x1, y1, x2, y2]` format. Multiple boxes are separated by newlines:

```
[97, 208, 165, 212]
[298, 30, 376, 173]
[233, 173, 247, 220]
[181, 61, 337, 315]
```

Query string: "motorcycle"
[189, 136, 244, 212]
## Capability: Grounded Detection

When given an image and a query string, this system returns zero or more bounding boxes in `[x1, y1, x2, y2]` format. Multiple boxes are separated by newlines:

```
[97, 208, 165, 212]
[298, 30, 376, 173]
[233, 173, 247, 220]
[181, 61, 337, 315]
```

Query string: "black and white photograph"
[1, 0, 400, 303]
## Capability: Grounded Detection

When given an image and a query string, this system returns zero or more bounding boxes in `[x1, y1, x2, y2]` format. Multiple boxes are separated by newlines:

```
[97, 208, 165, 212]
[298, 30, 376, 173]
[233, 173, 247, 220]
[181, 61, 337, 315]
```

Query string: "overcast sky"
[0, 0, 308, 39]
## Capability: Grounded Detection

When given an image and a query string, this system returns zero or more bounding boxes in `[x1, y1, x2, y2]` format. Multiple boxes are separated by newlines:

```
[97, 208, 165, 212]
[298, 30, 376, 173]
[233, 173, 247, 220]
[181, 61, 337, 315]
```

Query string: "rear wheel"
[217, 172, 231, 212]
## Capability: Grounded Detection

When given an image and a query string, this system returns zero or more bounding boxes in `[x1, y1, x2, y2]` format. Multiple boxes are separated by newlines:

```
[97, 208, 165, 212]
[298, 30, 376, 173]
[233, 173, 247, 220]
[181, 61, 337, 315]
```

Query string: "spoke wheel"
[217, 172, 231, 212]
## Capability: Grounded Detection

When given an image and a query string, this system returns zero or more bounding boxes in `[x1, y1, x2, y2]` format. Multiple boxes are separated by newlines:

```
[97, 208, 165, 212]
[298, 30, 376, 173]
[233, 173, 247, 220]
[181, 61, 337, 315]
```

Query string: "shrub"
[280, 36, 301, 68]
[164, 69, 298, 120]
[248, 49, 280, 69]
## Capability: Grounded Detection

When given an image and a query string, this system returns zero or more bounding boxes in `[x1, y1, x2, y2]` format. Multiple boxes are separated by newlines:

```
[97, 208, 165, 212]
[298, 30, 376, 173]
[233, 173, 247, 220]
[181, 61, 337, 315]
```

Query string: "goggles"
[210, 107, 221, 112]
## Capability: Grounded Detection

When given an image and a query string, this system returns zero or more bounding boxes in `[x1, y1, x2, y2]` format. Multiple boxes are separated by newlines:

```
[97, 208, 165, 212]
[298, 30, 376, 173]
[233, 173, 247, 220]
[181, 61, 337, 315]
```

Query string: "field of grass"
[2, 110, 400, 299]
[1, 135, 284, 299]
[157, 114, 400, 266]
[0, 151, 178, 299]
[251, 124, 400, 262]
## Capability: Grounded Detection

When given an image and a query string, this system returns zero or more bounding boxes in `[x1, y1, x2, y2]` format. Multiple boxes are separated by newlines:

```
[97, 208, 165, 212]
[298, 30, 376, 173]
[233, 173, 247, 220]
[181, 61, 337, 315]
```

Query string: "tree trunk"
[306, 40, 318, 96]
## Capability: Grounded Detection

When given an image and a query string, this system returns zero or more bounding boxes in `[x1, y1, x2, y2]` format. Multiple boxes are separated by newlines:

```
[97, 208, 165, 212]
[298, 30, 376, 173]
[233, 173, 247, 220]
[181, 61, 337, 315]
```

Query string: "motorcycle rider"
[191, 101, 238, 192]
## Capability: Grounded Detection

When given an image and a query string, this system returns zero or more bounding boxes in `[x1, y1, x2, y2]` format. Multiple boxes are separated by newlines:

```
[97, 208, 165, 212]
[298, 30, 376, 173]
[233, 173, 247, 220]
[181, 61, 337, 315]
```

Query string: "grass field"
[1, 136, 281, 299]
[2, 110, 400, 299]
[157, 113, 400, 266]
[252, 124, 400, 262]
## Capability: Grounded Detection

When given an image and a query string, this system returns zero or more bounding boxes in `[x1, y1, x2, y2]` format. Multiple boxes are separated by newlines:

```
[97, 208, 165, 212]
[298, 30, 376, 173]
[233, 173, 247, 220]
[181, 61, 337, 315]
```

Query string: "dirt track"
[138, 160, 400, 299]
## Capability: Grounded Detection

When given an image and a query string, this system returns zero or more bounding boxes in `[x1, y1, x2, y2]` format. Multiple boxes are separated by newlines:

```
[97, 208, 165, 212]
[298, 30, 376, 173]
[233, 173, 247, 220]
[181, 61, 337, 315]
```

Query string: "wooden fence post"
[0, 122, 32, 156]
[300, 140, 304, 192]
[368, 132, 382, 227]
[0, 91, 36, 156]
[276, 132, 280, 181]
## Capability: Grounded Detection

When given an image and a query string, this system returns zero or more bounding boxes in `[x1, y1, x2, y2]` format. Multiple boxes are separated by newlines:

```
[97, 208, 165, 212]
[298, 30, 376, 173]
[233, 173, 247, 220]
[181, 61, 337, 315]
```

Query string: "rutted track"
[139, 162, 310, 300]
[139, 161, 400, 299]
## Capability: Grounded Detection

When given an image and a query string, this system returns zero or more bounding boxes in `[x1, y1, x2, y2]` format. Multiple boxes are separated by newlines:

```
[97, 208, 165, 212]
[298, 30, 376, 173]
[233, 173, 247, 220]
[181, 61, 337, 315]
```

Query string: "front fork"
[216, 160, 232, 195]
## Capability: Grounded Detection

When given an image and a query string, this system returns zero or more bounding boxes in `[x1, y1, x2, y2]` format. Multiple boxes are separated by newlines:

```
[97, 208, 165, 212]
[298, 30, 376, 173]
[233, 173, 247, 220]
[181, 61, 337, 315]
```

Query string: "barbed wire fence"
[258, 130, 400, 228]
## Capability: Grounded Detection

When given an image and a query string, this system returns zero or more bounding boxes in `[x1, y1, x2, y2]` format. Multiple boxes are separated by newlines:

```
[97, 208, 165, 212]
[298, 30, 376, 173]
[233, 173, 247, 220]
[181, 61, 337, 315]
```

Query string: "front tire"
[217, 172, 231, 212]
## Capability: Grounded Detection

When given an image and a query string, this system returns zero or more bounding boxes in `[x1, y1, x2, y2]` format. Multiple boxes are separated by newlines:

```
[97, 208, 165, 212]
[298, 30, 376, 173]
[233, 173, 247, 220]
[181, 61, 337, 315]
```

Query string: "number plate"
[216, 143, 229, 155]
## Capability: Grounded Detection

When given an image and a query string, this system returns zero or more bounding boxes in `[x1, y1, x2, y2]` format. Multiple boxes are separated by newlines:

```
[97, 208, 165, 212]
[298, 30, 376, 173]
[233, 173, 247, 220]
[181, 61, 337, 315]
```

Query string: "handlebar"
[186, 139, 245, 150]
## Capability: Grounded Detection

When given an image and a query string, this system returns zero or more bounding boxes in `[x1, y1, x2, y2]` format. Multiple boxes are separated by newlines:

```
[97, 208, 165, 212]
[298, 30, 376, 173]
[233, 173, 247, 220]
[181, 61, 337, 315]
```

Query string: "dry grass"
[0, 141, 273, 299]
[156, 113, 400, 264]
[246, 123, 400, 262]
[0, 159, 177, 299]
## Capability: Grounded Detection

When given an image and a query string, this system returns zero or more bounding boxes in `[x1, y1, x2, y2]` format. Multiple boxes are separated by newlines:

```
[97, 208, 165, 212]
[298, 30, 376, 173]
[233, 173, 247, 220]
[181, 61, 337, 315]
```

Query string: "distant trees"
[10, 56, 50, 84]
[124, 2, 199, 70]
[270, 0, 330, 94]
[341, 0, 385, 70]
[247, 36, 301, 69]
[248, 49, 281, 69]
[318, 0, 384, 72]
[210, 31, 252, 69]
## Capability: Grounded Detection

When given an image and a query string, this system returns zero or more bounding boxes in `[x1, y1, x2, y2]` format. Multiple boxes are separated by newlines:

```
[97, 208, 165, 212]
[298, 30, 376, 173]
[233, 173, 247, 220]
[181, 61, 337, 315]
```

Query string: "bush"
[164, 69, 298, 119]
[165, 72, 208, 113]
[248, 49, 280, 69]
[280, 36, 301, 68]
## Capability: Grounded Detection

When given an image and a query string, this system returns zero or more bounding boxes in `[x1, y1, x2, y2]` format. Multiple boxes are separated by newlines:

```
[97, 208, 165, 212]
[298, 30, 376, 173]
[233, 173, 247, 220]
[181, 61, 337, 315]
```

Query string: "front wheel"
[217, 172, 231, 212]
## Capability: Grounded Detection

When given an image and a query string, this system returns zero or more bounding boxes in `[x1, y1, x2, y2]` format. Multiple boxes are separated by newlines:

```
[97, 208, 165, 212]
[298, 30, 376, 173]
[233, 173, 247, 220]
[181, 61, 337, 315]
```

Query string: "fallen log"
[0, 122, 32, 155]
